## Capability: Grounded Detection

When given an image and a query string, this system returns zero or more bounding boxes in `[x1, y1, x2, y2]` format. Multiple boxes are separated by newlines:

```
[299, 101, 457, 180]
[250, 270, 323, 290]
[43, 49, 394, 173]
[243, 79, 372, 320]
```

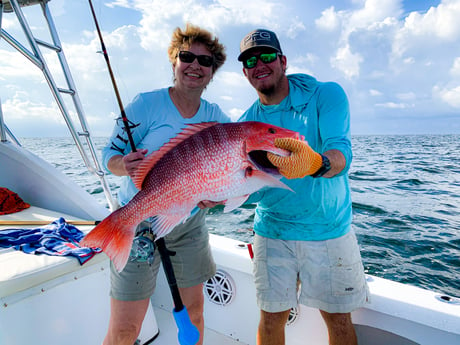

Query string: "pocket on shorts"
[328, 232, 366, 296]
[331, 261, 366, 296]
[253, 235, 271, 291]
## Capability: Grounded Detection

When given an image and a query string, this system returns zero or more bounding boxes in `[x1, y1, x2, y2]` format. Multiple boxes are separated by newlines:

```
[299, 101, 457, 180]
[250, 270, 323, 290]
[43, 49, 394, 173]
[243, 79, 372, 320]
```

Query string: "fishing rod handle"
[173, 307, 200, 345]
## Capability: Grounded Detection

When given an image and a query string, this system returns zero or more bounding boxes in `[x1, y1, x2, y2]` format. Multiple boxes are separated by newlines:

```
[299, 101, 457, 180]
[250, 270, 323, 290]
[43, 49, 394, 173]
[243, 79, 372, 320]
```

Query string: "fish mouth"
[248, 149, 290, 175]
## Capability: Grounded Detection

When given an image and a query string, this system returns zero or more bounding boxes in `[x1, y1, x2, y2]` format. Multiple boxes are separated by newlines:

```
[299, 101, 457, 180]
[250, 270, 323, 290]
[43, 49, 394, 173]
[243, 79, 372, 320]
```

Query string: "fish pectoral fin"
[251, 169, 294, 192]
[151, 213, 190, 238]
[223, 195, 250, 213]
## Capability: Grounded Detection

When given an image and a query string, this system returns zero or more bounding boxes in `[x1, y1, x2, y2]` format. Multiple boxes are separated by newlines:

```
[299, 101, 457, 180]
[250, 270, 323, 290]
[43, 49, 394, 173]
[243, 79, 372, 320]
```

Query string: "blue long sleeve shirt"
[102, 87, 230, 206]
[239, 74, 353, 241]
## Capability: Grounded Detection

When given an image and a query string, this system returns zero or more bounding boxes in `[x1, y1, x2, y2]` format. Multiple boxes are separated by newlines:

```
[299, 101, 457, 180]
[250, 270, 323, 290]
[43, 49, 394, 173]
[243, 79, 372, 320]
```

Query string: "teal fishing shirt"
[239, 74, 353, 241]
[102, 87, 230, 206]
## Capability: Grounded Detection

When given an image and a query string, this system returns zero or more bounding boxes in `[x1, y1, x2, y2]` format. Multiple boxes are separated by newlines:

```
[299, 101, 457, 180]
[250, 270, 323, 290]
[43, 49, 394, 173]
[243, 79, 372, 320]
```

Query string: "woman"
[101, 23, 229, 345]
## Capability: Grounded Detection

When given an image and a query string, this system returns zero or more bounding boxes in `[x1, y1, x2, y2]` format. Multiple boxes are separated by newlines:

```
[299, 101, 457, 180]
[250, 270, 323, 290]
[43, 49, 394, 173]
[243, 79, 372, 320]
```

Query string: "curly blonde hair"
[168, 23, 226, 73]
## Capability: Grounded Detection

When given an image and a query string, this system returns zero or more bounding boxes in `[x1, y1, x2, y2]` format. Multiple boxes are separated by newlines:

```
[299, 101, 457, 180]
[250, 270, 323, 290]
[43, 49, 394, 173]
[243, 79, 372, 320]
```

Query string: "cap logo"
[244, 31, 272, 44]
[238, 29, 281, 61]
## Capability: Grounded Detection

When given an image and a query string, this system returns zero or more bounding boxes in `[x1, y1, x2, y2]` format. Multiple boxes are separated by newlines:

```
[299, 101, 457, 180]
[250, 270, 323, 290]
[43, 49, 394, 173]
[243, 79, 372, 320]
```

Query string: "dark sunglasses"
[178, 51, 214, 67]
[242, 52, 279, 69]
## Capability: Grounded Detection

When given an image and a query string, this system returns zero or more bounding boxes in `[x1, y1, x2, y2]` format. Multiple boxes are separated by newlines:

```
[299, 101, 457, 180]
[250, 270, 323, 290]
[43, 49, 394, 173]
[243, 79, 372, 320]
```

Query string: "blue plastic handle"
[173, 307, 200, 345]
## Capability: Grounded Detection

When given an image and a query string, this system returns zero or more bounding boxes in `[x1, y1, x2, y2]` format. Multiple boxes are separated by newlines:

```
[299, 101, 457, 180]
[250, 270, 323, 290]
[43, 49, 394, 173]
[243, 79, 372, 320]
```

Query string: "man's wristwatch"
[311, 154, 331, 178]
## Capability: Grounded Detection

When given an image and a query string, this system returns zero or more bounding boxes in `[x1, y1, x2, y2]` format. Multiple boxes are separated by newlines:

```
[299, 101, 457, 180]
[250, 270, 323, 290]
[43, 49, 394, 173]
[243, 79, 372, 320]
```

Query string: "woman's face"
[173, 42, 214, 91]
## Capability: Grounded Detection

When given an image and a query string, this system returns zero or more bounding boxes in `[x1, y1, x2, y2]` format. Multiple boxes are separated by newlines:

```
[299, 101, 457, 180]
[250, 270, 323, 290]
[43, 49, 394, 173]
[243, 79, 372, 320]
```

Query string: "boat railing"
[1, 0, 117, 211]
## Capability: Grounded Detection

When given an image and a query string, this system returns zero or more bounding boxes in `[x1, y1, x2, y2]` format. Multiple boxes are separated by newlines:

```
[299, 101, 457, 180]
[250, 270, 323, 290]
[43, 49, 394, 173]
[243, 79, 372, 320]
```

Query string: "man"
[237, 29, 369, 345]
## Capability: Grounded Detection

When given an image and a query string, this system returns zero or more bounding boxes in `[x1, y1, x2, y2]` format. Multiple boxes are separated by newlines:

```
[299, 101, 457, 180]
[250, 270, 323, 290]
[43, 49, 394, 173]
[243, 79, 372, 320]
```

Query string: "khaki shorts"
[253, 231, 369, 313]
[110, 209, 216, 301]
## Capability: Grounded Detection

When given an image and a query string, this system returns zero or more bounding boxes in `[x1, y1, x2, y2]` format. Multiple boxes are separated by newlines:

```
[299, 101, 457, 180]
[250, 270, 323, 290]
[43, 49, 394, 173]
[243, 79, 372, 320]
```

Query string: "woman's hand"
[122, 149, 148, 178]
[197, 200, 227, 209]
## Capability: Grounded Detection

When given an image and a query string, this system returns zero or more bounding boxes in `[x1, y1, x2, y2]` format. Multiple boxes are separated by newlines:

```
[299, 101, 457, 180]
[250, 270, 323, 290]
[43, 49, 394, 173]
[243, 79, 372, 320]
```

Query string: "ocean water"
[21, 135, 460, 298]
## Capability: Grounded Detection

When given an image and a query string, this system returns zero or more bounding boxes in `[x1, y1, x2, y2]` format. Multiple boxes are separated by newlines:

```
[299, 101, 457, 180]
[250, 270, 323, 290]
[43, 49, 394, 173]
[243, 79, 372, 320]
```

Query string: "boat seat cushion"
[0, 207, 108, 299]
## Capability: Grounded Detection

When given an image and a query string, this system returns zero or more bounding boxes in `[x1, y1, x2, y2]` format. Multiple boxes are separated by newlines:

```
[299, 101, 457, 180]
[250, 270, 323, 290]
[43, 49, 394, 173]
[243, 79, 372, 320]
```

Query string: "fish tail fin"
[80, 208, 137, 272]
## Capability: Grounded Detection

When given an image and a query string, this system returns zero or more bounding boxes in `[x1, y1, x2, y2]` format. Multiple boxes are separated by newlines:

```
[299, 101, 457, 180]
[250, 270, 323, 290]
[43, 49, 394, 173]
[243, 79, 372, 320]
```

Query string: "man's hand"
[267, 138, 323, 179]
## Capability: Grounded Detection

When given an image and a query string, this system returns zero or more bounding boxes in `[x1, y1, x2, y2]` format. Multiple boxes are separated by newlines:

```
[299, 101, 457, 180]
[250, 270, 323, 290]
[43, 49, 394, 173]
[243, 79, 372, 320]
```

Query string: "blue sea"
[21, 135, 460, 298]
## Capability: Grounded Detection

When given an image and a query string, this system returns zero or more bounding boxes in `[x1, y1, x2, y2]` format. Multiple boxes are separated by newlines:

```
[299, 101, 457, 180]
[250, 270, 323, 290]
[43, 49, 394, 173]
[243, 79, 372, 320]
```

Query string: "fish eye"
[268, 128, 276, 134]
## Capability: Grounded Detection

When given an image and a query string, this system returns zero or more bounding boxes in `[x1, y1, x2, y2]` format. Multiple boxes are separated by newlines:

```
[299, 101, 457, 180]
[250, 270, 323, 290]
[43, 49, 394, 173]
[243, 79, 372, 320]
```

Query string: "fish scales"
[81, 121, 300, 271]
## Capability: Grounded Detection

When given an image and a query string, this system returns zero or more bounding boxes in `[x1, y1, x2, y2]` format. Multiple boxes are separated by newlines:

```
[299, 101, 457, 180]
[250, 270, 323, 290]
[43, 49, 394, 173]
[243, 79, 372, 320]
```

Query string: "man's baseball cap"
[238, 29, 282, 61]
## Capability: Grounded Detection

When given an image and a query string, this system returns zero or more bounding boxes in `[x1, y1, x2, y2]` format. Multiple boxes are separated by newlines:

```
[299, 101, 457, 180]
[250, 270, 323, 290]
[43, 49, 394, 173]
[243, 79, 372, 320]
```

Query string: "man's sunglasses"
[178, 51, 214, 67]
[242, 52, 279, 69]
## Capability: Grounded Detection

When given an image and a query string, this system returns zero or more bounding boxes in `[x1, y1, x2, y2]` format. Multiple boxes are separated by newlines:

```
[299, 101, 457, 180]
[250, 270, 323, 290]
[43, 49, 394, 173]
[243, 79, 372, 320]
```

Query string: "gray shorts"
[110, 209, 216, 301]
[253, 231, 369, 313]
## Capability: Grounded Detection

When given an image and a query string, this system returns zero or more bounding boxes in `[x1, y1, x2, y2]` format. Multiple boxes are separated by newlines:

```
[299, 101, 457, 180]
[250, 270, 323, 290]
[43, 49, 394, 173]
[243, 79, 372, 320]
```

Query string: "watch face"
[323, 155, 331, 170]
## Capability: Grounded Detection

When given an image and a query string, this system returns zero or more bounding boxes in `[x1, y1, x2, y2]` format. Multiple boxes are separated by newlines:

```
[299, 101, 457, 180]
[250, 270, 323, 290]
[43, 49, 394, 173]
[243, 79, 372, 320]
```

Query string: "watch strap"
[311, 154, 331, 178]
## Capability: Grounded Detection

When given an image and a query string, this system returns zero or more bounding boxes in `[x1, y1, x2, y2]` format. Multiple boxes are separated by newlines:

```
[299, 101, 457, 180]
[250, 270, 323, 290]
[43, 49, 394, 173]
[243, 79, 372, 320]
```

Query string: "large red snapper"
[81, 121, 300, 271]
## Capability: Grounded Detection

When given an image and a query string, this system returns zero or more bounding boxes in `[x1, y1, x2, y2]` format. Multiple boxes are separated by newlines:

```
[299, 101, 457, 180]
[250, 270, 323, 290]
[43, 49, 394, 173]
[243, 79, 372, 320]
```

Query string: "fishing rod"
[87, 2, 199, 344]
[87, 0, 136, 152]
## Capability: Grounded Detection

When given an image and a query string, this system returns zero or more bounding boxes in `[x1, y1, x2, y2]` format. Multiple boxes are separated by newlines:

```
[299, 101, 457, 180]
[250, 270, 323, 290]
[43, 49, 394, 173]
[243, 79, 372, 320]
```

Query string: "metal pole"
[0, 98, 7, 142]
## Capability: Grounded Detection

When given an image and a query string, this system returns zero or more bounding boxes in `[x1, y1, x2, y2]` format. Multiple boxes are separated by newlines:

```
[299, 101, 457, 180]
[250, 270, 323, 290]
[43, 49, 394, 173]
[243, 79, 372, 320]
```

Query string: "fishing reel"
[129, 229, 156, 264]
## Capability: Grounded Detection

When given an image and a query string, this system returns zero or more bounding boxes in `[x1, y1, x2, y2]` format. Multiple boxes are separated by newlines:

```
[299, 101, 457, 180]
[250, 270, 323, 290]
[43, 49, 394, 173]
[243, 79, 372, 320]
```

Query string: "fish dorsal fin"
[132, 122, 218, 190]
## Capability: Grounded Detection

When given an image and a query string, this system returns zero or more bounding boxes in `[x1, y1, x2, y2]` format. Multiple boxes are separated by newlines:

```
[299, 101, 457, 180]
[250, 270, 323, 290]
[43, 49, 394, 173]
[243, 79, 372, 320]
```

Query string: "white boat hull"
[1, 141, 460, 344]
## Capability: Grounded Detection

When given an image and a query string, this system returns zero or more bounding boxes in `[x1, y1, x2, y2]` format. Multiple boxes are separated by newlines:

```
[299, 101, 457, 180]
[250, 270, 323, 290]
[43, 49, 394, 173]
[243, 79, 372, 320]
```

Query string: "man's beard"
[258, 84, 276, 97]
[256, 73, 284, 97]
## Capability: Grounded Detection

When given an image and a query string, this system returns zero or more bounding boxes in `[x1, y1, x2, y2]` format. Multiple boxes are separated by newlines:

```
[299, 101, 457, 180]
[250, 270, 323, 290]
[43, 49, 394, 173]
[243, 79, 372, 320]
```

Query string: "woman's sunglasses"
[242, 52, 279, 69]
[178, 51, 214, 67]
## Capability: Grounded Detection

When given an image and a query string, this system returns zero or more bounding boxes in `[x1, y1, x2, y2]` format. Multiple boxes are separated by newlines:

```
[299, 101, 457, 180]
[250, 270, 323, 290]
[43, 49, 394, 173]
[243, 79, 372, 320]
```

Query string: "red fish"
[81, 121, 299, 271]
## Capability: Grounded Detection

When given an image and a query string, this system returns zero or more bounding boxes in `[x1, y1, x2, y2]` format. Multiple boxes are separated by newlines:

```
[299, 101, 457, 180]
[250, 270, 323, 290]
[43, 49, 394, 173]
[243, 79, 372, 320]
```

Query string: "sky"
[1, 0, 460, 137]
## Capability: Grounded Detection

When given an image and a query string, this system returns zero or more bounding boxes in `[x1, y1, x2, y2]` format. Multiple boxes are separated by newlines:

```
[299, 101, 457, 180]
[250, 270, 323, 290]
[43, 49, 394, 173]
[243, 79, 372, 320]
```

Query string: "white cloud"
[397, 92, 416, 101]
[286, 64, 314, 76]
[434, 85, 460, 108]
[214, 71, 246, 87]
[349, 0, 402, 28]
[106, 0, 132, 8]
[393, 0, 460, 58]
[403, 57, 415, 65]
[122, 0, 284, 50]
[369, 89, 383, 96]
[286, 18, 307, 39]
[0, 16, 17, 30]
[2, 92, 61, 121]
[406, 1, 460, 40]
[331, 45, 363, 78]
[315, 6, 340, 32]
[450, 57, 460, 76]
[228, 108, 244, 121]
[317, 0, 402, 79]
[375, 101, 414, 109]
[0, 50, 42, 79]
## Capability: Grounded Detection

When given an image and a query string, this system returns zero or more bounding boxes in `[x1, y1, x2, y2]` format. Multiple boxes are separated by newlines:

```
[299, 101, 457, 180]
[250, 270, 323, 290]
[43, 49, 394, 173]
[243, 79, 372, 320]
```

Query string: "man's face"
[241, 48, 287, 97]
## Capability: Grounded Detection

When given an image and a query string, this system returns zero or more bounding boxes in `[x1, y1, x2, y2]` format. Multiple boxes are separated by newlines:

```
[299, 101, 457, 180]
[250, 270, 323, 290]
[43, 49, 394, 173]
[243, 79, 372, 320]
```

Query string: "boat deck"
[0, 206, 248, 344]
[153, 306, 247, 345]
[1, 206, 460, 345]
